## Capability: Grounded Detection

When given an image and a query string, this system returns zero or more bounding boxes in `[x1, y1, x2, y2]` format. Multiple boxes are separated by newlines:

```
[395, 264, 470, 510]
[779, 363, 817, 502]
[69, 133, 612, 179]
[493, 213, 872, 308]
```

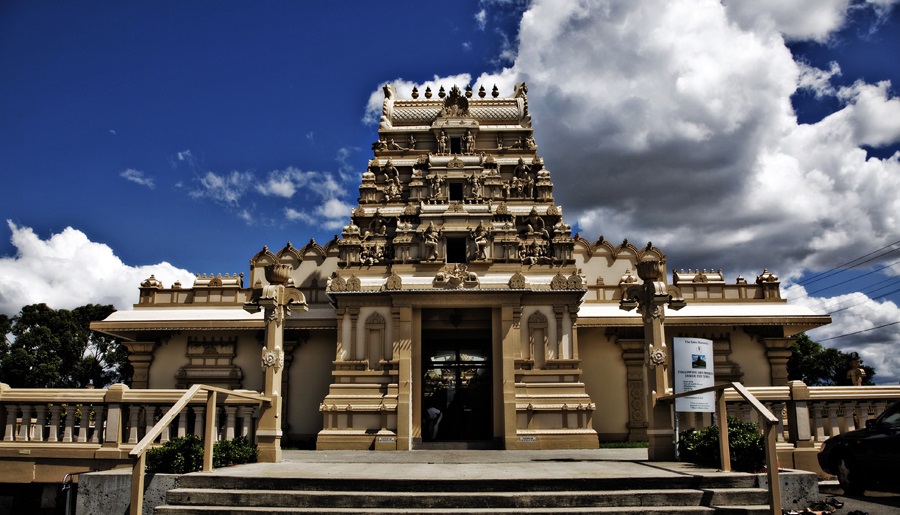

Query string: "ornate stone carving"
[508, 271, 526, 289]
[261, 344, 284, 372]
[649, 348, 667, 367]
[328, 272, 347, 292]
[346, 274, 361, 292]
[550, 271, 568, 290]
[384, 271, 402, 290]
[438, 85, 469, 117]
[469, 222, 492, 260]
[567, 271, 584, 290]
[434, 264, 478, 288]
[422, 222, 442, 261]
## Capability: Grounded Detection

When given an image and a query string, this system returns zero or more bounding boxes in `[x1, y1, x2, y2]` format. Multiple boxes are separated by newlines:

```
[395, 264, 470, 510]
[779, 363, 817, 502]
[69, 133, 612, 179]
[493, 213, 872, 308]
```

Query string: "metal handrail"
[127, 384, 269, 515]
[658, 381, 781, 515]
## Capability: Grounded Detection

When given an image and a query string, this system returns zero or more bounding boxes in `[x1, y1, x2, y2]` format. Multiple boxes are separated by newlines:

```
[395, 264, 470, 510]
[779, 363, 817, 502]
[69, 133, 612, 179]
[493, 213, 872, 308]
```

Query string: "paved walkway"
[206, 448, 753, 481]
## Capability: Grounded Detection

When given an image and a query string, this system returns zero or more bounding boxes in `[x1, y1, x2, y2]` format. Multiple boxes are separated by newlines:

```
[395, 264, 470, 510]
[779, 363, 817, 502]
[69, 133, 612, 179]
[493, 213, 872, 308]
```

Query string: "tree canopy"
[788, 333, 875, 386]
[0, 303, 131, 388]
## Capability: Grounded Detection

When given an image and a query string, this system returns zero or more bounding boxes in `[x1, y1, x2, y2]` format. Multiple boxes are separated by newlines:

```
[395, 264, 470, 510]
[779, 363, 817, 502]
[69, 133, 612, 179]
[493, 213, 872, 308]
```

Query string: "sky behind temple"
[1, 0, 899, 383]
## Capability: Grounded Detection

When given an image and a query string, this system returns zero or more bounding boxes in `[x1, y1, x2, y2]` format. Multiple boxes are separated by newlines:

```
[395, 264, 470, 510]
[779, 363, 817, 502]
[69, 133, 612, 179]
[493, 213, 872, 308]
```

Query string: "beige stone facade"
[92, 83, 830, 450]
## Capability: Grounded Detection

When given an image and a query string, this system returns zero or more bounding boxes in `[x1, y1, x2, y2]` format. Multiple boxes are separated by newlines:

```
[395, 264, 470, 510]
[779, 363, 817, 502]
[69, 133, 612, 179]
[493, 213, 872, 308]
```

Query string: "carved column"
[242, 264, 308, 463]
[553, 305, 565, 360]
[394, 305, 412, 449]
[619, 259, 685, 461]
[568, 306, 580, 360]
[502, 304, 522, 447]
[335, 308, 346, 361]
[763, 337, 796, 386]
[348, 308, 360, 361]
[617, 338, 648, 442]
[123, 342, 158, 389]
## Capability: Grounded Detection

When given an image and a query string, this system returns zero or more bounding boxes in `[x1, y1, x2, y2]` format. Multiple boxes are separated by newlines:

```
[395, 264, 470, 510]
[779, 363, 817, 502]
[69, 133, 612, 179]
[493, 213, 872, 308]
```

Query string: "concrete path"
[204, 448, 756, 482]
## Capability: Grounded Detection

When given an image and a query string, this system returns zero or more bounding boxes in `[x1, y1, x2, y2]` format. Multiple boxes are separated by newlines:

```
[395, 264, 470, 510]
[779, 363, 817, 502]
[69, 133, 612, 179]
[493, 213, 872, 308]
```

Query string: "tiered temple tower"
[317, 83, 596, 449]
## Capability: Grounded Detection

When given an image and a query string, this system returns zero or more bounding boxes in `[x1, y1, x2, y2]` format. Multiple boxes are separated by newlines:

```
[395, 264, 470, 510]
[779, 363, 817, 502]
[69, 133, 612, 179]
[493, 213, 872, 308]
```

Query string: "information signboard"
[673, 337, 715, 412]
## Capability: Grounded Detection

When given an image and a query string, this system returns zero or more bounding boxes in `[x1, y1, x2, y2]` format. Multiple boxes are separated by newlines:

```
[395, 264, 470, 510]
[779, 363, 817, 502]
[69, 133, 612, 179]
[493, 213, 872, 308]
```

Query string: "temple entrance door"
[422, 330, 493, 444]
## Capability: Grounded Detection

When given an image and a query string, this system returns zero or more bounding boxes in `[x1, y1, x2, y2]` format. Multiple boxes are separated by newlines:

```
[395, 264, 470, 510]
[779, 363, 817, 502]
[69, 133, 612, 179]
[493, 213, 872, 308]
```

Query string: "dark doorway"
[449, 182, 463, 201]
[450, 137, 462, 154]
[446, 237, 466, 263]
[422, 329, 493, 443]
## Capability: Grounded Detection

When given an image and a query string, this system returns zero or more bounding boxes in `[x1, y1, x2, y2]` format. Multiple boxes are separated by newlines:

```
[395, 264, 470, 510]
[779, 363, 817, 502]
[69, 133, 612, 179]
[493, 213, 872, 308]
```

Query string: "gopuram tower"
[317, 83, 597, 450]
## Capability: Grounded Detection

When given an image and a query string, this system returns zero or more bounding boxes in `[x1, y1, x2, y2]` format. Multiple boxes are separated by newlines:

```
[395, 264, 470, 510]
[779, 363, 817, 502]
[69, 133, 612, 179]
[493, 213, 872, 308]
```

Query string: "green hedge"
[678, 416, 766, 472]
[145, 435, 258, 474]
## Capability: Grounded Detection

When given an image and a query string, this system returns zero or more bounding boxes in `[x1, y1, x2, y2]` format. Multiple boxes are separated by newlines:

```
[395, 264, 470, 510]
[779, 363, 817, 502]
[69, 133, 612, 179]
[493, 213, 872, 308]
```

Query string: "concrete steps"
[154, 474, 771, 514]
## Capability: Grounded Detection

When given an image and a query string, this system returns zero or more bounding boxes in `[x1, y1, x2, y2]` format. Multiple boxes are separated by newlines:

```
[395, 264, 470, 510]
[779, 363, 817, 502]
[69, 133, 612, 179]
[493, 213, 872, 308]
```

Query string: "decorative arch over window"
[365, 311, 386, 370]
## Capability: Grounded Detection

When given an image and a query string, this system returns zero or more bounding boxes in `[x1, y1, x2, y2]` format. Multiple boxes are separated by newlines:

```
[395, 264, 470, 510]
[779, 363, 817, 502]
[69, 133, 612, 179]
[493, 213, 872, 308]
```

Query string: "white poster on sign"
[674, 337, 715, 412]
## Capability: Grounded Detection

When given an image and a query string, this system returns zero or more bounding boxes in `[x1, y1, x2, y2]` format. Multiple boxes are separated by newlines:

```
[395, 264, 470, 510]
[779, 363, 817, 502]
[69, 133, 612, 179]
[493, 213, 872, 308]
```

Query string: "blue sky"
[1, 1, 899, 382]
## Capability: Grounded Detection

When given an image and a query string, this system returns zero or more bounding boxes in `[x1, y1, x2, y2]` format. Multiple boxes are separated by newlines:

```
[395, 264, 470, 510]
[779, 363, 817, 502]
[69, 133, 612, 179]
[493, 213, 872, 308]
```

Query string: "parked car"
[818, 400, 900, 494]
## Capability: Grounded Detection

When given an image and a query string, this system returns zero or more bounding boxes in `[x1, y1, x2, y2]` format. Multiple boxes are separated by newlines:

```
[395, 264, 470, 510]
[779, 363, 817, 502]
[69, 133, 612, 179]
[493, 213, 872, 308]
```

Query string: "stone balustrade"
[677, 381, 900, 474]
[0, 383, 263, 483]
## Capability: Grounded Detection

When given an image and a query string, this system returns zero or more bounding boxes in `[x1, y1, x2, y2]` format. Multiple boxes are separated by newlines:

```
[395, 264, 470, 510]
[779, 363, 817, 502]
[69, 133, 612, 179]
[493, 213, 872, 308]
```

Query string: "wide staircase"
[154, 472, 771, 514]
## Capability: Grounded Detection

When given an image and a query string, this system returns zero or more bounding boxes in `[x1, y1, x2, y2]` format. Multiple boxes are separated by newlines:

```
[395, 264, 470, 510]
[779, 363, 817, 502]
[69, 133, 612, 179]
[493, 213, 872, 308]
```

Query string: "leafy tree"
[0, 303, 132, 388]
[788, 333, 875, 386]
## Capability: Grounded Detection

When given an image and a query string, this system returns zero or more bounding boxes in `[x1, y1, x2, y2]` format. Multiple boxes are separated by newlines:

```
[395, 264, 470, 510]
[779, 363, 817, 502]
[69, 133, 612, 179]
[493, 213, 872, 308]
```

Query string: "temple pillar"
[763, 337, 796, 386]
[501, 304, 522, 448]
[243, 264, 307, 463]
[123, 342, 158, 389]
[619, 259, 686, 461]
[617, 338, 648, 442]
[394, 306, 413, 449]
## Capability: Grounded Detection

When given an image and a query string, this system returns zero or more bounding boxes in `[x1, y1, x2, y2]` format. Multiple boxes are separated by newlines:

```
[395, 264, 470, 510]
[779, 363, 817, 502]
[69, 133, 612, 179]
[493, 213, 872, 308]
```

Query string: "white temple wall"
[729, 330, 771, 386]
[234, 334, 263, 390]
[149, 334, 185, 389]
[578, 327, 629, 440]
[285, 331, 334, 442]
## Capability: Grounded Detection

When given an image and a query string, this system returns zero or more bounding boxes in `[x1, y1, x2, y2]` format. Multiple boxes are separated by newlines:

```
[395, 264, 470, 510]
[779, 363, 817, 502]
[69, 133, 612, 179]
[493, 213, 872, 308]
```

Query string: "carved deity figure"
[437, 131, 448, 154]
[514, 157, 531, 178]
[367, 209, 388, 237]
[470, 222, 491, 260]
[847, 353, 867, 386]
[464, 130, 475, 154]
[408, 133, 417, 150]
[497, 134, 504, 149]
[524, 207, 549, 239]
[514, 177, 525, 197]
[524, 134, 537, 150]
[502, 179, 513, 199]
[384, 180, 401, 201]
[383, 159, 400, 187]
[468, 173, 484, 199]
[429, 173, 445, 198]
[360, 241, 384, 266]
[372, 138, 388, 152]
[423, 222, 441, 261]
[523, 175, 534, 198]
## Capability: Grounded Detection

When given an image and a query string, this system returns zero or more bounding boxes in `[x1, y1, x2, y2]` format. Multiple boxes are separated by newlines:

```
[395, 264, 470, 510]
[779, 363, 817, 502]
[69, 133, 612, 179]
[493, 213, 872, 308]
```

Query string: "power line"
[817, 320, 900, 342]
[798, 239, 900, 286]
[807, 276, 900, 312]
[828, 286, 900, 315]
[787, 257, 900, 301]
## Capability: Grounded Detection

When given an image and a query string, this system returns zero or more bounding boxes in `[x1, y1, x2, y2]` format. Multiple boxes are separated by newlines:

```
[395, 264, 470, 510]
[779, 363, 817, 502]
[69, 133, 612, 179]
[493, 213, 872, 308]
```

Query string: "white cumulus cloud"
[363, 0, 900, 382]
[0, 221, 195, 315]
